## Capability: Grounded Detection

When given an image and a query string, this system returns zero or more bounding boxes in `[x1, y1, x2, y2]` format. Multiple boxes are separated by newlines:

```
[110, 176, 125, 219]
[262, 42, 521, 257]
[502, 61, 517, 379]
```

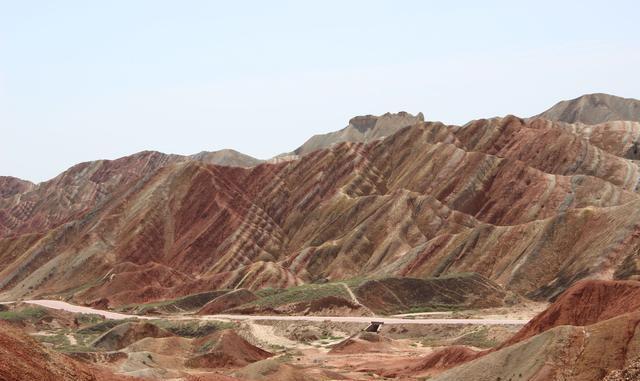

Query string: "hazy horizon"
[2, 1, 639, 182]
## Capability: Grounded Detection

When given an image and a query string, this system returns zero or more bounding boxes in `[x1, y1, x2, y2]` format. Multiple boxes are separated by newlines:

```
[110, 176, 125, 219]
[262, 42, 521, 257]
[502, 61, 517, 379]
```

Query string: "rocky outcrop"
[186, 330, 272, 368]
[92, 322, 173, 351]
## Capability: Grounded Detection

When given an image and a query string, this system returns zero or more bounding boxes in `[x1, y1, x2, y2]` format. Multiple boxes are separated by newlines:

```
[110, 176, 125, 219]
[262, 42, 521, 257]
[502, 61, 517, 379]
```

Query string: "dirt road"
[19, 299, 529, 325]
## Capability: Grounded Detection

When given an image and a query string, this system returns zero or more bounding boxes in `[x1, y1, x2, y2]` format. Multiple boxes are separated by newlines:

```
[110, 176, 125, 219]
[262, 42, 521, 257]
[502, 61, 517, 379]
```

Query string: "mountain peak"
[534, 93, 640, 124]
[292, 111, 424, 156]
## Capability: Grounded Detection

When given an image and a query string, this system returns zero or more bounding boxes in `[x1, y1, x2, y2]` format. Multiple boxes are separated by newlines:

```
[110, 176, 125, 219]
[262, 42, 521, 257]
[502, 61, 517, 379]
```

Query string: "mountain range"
[1, 93, 640, 308]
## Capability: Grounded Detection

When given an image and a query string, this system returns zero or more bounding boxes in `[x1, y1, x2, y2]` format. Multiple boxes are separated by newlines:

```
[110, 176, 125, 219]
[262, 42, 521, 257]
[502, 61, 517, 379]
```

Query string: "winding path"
[19, 299, 529, 325]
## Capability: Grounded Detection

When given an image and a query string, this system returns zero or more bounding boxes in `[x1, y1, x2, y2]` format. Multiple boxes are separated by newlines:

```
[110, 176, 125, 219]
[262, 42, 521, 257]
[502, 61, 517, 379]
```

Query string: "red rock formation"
[2, 115, 640, 306]
[502, 279, 640, 347]
[186, 330, 272, 368]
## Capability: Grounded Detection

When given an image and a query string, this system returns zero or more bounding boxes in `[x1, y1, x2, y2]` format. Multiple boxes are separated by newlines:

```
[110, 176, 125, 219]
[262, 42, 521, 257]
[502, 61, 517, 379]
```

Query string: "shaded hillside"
[534, 93, 640, 124]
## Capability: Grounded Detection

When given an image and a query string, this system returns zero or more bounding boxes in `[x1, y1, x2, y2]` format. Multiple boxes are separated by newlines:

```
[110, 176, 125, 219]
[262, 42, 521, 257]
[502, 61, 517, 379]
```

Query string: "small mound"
[234, 358, 321, 381]
[291, 295, 367, 316]
[329, 332, 398, 354]
[186, 329, 272, 368]
[504, 279, 640, 346]
[197, 289, 257, 315]
[355, 273, 507, 314]
[92, 322, 173, 351]
[125, 336, 191, 356]
[380, 346, 481, 378]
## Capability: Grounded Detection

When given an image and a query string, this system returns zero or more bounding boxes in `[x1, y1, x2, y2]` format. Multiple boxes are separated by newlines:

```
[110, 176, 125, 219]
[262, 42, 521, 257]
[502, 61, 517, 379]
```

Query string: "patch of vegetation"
[74, 313, 105, 326]
[245, 283, 350, 309]
[76, 318, 136, 335]
[34, 332, 69, 346]
[34, 331, 97, 353]
[152, 319, 235, 338]
[453, 327, 500, 349]
[254, 287, 281, 298]
[0, 307, 46, 322]
[319, 334, 343, 340]
[404, 304, 466, 314]
[340, 276, 371, 288]
[196, 339, 217, 353]
[117, 290, 231, 315]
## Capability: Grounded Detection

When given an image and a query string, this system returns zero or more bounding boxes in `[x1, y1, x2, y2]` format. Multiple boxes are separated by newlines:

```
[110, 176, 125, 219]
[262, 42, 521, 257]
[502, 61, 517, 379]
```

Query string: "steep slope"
[290, 111, 424, 156]
[534, 93, 640, 124]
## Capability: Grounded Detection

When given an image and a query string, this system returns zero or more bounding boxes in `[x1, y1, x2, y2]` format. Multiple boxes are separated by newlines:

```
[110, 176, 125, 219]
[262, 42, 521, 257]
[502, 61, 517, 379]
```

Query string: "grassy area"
[33, 330, 98, 353]
[74, 313, 105, 326]
[116, 290, 231, 315]
[404, 304, 466, 314]
[151, 319, 235, 338]
[0, 307, 46, 322]
[453, 327, 500, 348]
[77, 318, 136, 335]
[244, 283, 350, 309]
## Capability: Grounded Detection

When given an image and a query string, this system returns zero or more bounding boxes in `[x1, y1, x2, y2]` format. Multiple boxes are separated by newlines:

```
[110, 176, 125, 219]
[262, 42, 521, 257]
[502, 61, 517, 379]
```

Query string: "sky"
[1, 1, 639, 182]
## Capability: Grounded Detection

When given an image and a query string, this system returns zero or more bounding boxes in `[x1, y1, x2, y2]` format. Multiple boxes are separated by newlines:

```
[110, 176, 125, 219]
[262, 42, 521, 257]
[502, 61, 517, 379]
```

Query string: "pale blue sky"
[1, 1, 639, 182]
